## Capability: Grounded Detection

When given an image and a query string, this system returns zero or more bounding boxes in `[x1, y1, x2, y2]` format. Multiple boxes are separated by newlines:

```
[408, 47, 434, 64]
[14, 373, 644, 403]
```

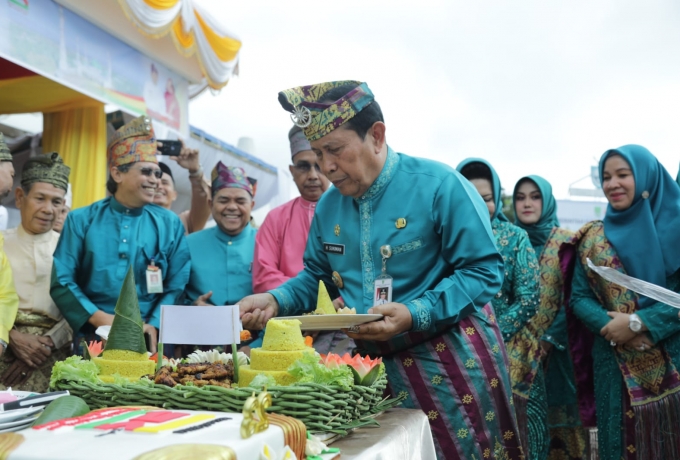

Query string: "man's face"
[16, 182, 66, 235]
[289, 149, 330, 202]
[153, 173, 177, 209]
[0, 162, 15, 200]
[52, 205, 70, 233]
[112, 161, 160, 207]
[310, 123, 385, 199]
[211, 187, 254, 236]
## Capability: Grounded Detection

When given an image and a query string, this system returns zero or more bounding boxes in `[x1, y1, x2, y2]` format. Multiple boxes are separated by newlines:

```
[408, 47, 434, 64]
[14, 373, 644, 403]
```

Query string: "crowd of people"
[0, 79, 678, 460]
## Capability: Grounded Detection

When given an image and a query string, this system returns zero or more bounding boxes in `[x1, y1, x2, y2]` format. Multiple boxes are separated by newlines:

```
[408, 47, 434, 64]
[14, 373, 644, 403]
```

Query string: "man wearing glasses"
[51, 116, 190, 354]
[252, 126, 330, 295]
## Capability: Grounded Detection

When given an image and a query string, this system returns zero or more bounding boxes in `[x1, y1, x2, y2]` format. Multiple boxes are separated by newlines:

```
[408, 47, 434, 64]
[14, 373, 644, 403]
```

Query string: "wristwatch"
[629, 314, 643, 333]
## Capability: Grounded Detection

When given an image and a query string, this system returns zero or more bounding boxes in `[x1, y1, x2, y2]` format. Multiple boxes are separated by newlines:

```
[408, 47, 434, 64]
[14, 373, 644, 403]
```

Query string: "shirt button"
[126, 210, 130, 214]
[228, 241, 232, 245]
[124, 225, 129, 229]
[123, 239, 127, 243]
[121, 254, 127, 259]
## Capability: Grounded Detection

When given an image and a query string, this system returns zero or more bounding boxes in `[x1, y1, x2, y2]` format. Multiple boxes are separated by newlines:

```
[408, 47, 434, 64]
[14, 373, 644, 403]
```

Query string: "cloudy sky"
[190, 0, 680, 205]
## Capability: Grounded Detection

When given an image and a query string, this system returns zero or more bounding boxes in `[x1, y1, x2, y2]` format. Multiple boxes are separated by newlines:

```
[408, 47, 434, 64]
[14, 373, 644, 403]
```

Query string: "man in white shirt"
[0, 152, 71, 392]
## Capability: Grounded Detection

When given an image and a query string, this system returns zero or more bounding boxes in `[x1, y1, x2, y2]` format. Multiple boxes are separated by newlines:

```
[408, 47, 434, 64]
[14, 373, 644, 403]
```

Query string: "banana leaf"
[104, 266, 147, 355]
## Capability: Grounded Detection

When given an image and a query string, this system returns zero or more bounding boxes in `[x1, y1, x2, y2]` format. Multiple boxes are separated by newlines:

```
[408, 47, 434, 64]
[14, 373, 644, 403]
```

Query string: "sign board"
[0, 0, 189, 135]
[556, 199, 607, 231]
[159, 305, 241, 346]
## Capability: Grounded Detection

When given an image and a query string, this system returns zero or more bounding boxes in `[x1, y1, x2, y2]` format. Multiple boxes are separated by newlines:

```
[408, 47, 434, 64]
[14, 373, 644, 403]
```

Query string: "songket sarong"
[364, 305, 523, 460]
[561, 221, 680, 460]
[0, 311, 71, 393]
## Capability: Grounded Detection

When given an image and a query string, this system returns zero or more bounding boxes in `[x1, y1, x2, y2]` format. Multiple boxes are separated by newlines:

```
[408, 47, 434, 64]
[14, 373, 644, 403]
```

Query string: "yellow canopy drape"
[43, 106, 107, 210]
[0, 75, 107, 210]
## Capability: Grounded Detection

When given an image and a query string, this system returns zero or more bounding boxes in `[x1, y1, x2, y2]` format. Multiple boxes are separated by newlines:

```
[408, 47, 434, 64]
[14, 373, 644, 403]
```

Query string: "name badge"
[323, 243, 345, 255]
[146, 266, 164, 294]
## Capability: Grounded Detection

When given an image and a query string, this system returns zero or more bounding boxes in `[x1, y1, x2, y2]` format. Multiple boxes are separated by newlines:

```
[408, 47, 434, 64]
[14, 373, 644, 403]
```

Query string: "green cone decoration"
[104, 266, 147, 354]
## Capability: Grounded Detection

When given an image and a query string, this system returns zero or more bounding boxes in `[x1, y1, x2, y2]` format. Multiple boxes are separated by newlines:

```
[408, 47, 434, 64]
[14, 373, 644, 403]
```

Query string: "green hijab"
[600, 145, 680, 299]
[456, 157, 508, 222]
[512, 175, 560, 251]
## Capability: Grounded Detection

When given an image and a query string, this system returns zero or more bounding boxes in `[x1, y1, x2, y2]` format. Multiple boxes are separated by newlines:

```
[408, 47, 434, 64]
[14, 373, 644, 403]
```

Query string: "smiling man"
[0, 152, 72, 392]
[184, 162, 257, 306]
[239, 81, 522, 459]
[50, 116, 190, 354]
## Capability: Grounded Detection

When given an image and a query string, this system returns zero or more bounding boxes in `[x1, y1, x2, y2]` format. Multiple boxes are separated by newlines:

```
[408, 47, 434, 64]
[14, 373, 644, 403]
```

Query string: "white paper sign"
[159, 305, 242, 345]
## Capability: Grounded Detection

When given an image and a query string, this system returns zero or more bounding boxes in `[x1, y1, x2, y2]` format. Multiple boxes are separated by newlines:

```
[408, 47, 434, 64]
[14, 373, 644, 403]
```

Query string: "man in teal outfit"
[50, 116, 191, 353]
[240, 81, 522, 459]
[185, 162, 257, 306]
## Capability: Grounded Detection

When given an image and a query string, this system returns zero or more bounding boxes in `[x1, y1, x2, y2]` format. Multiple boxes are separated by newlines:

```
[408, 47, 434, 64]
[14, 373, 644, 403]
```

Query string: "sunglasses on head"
[128, 166, 162, 179]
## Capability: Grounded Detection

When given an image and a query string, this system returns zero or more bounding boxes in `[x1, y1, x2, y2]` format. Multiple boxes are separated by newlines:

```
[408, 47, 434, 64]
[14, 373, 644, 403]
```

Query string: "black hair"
[459, 162, 493, 183]
[319, 83, 384, 140]
[106, 163, 132, 195]
[158, 162, 174, 182]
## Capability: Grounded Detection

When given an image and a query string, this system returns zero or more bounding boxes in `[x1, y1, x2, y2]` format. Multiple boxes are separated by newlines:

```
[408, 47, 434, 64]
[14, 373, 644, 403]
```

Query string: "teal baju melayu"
[51, 197, 191, 332]
[185, 225, 257, 305]
[271, 148, 522, 460]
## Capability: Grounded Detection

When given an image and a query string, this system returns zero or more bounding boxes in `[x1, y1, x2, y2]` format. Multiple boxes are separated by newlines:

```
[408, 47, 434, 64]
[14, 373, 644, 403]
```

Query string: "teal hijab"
[456, 158, 508, 222]
[512, 175, 560, 251]
[600, 145, 680, 295]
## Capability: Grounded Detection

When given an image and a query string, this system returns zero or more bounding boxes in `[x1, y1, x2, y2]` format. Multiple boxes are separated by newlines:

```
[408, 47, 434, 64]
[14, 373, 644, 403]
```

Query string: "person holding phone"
[154, 140, 211, 235]
[50, 116, 191, 355]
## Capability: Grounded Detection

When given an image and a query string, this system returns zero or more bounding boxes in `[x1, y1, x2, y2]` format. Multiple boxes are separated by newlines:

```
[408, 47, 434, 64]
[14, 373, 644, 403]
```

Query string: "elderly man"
[51, 116, 191, 353]
[0, 134, 19, 361]
[253, 126, 330, 293]
[185, 163, 257, 306]
[252, 126, 353, 353]
[240, 81, 521, 459]
[0, 152, 71, 391]
[154, 142, 211, 234]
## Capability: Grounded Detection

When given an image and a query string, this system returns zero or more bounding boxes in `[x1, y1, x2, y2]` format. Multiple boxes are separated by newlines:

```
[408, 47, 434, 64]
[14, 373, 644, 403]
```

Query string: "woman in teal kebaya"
[458, 159, 543, 460]
[563, 145, 680, 460]
[513, 175, 587, 460]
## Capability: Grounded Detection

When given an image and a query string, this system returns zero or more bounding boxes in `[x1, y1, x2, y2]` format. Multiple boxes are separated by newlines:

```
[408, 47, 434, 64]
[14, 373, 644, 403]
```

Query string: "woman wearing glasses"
[562, 145, 680, 460]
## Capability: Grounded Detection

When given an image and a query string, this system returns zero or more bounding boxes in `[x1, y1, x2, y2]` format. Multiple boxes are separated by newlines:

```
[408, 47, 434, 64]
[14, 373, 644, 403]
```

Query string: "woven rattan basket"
[52, 374, 402, 434]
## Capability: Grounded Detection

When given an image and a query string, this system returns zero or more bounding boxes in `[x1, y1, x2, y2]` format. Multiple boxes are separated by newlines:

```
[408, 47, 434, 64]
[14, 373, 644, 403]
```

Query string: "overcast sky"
[190, 0, 680, 205]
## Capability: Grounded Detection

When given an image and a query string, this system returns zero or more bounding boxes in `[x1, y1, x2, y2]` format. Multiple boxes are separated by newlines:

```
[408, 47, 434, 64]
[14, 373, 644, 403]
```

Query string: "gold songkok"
[107, 115, 158, 168]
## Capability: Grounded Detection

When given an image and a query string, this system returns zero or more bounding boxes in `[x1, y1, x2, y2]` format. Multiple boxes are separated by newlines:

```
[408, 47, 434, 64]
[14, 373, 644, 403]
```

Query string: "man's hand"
[194, 291, 213, 306]
[8, 331, 52, 368]
[170, 141, 200, 173]
[0, 360, 33, 387]
[332, 297, 345, 311]
[239, 294, 279, 330]
[344, 303, 413, 342]
[88, 311, 115, 328]
[143, 324, 158, 354]
[600, 311, 638, 345]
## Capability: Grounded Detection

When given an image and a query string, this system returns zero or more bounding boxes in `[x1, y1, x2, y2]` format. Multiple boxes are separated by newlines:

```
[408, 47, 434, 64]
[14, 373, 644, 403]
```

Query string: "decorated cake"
[92, 267, 154, 382]
[2, 407, 307, 460]
[239, 319, 314, 387]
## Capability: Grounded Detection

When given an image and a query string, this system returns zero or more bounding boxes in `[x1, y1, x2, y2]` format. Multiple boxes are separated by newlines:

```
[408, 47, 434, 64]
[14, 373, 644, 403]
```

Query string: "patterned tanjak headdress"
[278, 80, 375, 141]
[21, 152, 71, 192]
[0, 133, 12, 162]
[211, 162, 254, 197]
[107, 115, 158, 168]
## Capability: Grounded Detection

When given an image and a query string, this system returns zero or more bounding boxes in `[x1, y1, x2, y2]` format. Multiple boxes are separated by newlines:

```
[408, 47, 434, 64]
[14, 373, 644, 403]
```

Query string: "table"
[332, 409, 436, 460]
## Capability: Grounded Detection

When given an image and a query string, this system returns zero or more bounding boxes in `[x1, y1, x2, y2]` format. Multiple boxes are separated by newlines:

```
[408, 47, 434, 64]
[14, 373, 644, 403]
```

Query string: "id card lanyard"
[146, 259, 164, 294]
[373, 245, 393, 307]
